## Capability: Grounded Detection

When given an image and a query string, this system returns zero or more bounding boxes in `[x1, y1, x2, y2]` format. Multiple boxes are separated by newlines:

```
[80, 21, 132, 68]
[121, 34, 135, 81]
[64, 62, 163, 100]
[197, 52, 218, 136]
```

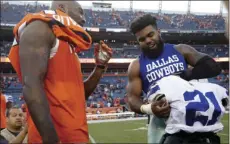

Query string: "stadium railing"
[86, 112, 135, 120]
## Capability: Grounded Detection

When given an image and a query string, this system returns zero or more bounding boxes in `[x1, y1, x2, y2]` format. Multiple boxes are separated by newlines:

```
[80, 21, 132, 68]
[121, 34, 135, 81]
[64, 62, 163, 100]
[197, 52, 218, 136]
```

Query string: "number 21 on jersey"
[183, 90, 222, 126]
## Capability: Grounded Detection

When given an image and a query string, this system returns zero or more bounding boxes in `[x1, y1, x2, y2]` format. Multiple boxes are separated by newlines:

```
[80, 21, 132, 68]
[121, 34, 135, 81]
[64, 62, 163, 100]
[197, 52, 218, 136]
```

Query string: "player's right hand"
[94, 41, 113, 67]
[151, 99, 171, 118]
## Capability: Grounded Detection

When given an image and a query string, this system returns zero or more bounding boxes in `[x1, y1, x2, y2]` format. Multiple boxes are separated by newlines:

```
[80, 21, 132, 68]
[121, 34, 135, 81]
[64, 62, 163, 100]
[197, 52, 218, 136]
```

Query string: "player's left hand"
[94, 40, 113, 67]
[151, 99, 171, 118]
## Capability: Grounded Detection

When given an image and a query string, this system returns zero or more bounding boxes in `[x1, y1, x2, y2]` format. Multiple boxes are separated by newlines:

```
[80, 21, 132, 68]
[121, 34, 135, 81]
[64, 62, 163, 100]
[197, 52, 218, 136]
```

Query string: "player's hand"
[94, 40, 113, 67]
[151, 99, 171, 118]
[23, 123, 28, 133]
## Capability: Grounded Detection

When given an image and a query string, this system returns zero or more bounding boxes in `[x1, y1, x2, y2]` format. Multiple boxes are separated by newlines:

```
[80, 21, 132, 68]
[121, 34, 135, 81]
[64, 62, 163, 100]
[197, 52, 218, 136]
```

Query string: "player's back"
[148, 75, 228, 134]
[8, 9, 91, 143]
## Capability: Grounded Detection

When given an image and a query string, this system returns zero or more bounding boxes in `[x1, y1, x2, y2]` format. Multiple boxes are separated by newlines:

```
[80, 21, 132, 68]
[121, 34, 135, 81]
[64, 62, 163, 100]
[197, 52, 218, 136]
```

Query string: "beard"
[141, 38, 164, 59]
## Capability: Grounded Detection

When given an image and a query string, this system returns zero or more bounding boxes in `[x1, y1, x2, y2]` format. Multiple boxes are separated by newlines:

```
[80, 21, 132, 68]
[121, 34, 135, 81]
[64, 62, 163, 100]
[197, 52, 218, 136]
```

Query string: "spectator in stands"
[1, 106, 28, 143]
[116, 108, 122, 113]
[6, 96, 13, 110]
[107, 102, 111, 107]
[224, 74, 229, 83]
[96, 109, 101, 114]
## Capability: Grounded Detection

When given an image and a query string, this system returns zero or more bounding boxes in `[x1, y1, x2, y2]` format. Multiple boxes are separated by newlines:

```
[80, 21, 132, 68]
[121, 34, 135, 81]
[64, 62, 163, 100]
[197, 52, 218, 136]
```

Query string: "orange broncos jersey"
[0, 93, 6, 129]
[8, 9, 92, 143]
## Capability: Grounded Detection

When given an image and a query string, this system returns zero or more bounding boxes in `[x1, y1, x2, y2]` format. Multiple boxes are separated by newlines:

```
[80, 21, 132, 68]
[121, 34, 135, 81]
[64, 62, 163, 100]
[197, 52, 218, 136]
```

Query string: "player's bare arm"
[84, 41, 112, 99]
[84, 67, 106, 99]
[127, 59, 170, 116]
[127, 59, 143, 114]
[19, 21, 59, 143]
[175, 44, 221, 80]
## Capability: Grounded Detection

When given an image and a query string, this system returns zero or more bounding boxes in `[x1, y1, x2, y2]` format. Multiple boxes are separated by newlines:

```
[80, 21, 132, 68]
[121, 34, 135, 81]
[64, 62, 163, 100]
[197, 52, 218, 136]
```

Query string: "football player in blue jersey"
[126, 14, 222, 143]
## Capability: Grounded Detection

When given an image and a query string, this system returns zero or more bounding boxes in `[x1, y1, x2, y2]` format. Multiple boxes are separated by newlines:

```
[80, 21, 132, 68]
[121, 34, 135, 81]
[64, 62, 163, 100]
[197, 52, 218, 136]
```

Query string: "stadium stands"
[1, 41, 229, 58]
[1, 2, 226, 30]
[1, 69, 229, 108]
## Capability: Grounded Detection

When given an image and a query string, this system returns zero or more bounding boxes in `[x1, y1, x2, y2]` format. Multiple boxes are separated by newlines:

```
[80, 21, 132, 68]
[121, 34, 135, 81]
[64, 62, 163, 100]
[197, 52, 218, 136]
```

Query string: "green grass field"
[88, 114, 229, 143]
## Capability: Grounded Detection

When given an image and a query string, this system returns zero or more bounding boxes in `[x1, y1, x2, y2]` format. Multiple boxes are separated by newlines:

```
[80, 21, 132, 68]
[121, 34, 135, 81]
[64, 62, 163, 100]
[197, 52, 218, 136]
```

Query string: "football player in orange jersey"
[8, 0, 112, 143]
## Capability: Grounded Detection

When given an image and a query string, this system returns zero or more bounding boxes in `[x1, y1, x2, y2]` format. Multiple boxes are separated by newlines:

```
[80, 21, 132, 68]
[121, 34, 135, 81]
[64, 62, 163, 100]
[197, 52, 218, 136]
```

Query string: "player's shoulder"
[173, 44, 191, 49]
[128, 59, 140, 76]
[19, 20, 56, 48]
[173, 43, 198, 55]
[21, 20, 52, 36]
[15, 9, 55, 40]
[128, 59, 139, 69]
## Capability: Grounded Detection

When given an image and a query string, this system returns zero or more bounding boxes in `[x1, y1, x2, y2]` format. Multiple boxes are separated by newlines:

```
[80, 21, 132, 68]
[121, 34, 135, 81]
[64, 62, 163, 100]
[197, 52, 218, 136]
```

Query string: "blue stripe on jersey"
[147, 84, 160, 98]
[139, 43, 187, 94]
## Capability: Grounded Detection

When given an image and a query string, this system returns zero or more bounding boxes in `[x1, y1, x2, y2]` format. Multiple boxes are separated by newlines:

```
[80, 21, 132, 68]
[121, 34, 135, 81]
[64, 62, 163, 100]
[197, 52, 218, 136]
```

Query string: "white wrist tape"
[140, 104, 153, 115]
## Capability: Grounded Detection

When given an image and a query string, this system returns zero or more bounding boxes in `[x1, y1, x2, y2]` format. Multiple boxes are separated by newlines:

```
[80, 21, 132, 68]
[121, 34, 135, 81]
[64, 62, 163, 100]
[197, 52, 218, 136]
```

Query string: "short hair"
[6, 106, 21, 117]
[130, 14, 157, 35]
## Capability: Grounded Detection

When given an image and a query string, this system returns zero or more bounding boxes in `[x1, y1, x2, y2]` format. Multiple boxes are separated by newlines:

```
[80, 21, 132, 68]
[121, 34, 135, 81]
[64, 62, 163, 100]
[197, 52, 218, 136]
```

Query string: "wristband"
[140, 104, 153, 115]
[96, 65, 108, 72]
[96, 65, 106, 69]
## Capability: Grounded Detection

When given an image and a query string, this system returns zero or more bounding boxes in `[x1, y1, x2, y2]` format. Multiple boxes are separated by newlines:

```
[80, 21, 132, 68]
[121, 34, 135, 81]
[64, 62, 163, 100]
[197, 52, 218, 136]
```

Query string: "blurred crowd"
[1, 41, 229, 59]
[1, 75, 129, 109]
[79, 43, 229, 58]
[1, 69, 229, 109]
[1, 2, 226, 30]
[87, 9, 225, 30]
[86, 76, 127, 109]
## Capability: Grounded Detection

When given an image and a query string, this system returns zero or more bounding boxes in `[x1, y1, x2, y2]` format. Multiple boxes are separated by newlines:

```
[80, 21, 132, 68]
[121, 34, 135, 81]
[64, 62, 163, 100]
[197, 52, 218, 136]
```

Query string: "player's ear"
[58, 4, 68, 13]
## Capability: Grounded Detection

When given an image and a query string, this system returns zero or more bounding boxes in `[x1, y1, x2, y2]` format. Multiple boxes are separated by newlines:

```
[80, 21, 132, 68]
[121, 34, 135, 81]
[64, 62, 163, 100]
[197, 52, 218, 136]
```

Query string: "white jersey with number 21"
[148, 75, 228, 134]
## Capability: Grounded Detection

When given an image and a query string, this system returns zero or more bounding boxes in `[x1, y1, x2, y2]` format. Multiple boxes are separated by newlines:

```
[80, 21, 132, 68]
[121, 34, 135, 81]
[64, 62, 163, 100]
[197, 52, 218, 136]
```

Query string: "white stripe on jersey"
[12, 38, 18, 47]
[18, 21, 27, 37]
[43, 10, 56, 15]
